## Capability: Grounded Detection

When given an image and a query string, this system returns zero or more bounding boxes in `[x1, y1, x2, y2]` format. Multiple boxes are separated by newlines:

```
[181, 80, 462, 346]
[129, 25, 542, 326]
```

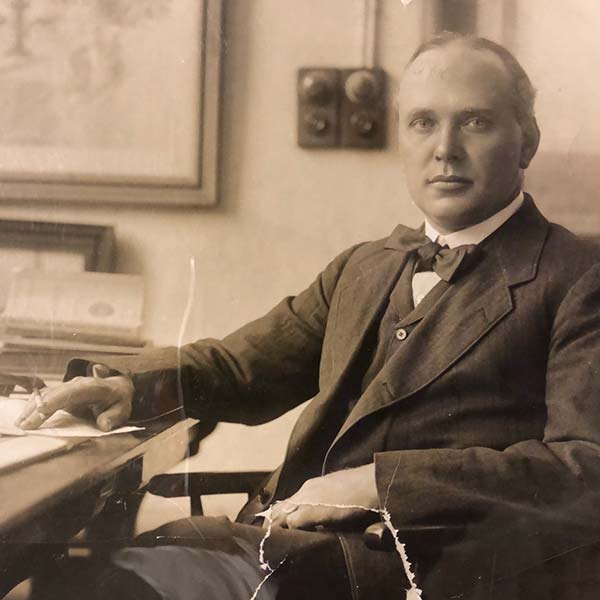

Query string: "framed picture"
[0, 219, 115, 310]
[422, 0, 516, 45]
[422, 0, 478, 37]
[0, 0, 222, 207]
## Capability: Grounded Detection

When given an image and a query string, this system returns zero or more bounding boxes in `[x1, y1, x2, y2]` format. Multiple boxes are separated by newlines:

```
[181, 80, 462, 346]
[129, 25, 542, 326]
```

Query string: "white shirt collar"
[425, 192, 524, 248]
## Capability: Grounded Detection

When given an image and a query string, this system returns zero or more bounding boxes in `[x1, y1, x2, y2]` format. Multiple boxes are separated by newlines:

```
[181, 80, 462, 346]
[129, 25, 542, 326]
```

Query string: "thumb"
[96, 400, 131, 432]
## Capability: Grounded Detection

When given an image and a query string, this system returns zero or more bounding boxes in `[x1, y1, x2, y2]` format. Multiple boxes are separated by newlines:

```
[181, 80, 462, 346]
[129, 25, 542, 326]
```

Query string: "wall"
[479, 0, 600, 232]
[0, 0, 429, 346]
[0, 0, 425, 490]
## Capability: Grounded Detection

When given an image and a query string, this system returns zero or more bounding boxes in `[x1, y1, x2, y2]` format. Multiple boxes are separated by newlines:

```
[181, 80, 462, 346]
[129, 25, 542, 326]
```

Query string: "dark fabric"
[31, 560, 164, 600]
[348, 255, 448, 416]
[358, 253, 416, 396]
[94, 565, 164, 600]
[65, 196, 600, 598]
[342, 253, 418, 418]
[81, 517, 402, 600]
[36, 520, 600, 600]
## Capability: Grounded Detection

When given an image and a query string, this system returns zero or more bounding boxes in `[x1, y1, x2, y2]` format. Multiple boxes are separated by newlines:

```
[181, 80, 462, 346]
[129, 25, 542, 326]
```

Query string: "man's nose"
[434, 125, 463, 162]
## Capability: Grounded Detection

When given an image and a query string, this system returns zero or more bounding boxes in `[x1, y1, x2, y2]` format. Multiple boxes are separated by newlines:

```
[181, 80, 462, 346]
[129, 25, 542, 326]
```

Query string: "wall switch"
[340, 68, 386, 149]
[297, 68, 340, 148]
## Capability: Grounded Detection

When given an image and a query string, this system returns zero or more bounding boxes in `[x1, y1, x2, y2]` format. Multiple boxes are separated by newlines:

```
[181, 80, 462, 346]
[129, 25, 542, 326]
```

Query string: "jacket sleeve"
[374, 263, 600, 554]
[66, 245, 361, 425]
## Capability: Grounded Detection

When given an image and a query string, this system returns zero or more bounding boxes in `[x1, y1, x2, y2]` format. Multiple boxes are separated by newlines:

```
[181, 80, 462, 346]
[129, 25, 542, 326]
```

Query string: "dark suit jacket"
[73, 196, 600, 597]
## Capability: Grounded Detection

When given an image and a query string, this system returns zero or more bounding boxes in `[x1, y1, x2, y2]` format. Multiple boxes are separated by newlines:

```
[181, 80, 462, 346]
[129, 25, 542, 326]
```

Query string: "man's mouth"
[428, 175, 472, 184]
[427, 175, 473, 190]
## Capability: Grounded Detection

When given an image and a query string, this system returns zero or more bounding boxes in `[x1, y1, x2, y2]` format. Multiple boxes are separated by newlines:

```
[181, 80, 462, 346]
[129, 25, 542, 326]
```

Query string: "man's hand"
[15, 364, 134, 432]
[267, 463, 379, 530]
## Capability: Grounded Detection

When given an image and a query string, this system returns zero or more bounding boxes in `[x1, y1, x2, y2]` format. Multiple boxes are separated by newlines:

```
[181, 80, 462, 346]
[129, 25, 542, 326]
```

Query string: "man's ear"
[519, 117, 541, 169]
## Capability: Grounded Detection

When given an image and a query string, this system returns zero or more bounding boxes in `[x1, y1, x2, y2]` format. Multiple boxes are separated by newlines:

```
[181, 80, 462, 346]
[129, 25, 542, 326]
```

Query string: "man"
[18, 34, 600, 599]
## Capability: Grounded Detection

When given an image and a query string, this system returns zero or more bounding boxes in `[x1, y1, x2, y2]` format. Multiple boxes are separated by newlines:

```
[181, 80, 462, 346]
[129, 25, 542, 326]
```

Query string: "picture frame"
[0, 219, 115, 273]
[0, 0, 222, 207]
[422, 0, 516, 46]
[422, 0, 478, 38]
[0, 219, 115, 312]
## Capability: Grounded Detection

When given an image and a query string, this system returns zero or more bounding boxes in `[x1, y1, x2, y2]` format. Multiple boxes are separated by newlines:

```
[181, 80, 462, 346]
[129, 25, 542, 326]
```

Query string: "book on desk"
[0, 269, 147, 378]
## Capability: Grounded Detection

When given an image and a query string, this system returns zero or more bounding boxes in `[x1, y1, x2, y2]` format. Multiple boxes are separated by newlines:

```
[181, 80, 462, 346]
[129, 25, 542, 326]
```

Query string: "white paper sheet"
[0, 398, 143, 437]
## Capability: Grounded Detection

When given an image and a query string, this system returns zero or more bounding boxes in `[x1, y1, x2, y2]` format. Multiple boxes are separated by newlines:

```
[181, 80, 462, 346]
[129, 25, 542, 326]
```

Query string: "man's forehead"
[398, 43, 511, 107]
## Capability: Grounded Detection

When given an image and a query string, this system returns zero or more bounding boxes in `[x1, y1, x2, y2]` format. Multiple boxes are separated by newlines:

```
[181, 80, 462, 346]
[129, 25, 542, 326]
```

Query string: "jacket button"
[258, 488, 271, 504]
[395, 328, 408, 341]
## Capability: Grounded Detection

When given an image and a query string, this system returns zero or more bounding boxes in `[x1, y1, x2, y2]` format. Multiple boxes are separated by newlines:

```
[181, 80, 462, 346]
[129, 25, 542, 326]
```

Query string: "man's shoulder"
[347, 235, 391, 258]
[334, 232, 400, 269]
[503, 196, 600, 283]
[526, 218, 600, 304]
[318, 232, 406, 294]
[543, 220, 600, 270]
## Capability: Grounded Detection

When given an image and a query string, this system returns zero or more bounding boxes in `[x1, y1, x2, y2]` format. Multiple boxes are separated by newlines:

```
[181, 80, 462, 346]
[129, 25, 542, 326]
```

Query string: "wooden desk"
[0, 412, 200, 596]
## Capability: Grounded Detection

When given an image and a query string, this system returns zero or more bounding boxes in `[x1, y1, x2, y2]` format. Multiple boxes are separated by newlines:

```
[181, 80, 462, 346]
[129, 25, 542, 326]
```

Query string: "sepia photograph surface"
[1, 1, 600, 599]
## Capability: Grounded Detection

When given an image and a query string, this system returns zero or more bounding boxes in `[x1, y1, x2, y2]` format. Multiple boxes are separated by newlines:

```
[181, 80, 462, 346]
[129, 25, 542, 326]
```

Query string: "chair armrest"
[150, 474, 467, 555]
[148, 471, 272, 498]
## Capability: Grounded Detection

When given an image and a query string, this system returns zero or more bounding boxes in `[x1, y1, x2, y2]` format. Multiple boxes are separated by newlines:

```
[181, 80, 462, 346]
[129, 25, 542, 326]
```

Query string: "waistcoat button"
[395, 328, 408, 341]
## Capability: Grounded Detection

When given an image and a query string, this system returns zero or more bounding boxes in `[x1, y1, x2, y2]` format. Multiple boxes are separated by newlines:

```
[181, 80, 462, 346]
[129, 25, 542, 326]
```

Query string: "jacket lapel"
[325, 238, 413, 387]
[328, 196, 549, 449]
[271, 232, 415, 495]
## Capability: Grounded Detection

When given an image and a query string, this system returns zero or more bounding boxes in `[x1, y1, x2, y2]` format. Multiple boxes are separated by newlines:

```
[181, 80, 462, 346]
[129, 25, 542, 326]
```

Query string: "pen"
[32, 386, 43, 408]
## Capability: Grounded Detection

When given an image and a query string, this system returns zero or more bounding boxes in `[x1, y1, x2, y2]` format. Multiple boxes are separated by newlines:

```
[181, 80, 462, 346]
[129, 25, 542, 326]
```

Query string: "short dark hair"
[406, 32, 539, 145]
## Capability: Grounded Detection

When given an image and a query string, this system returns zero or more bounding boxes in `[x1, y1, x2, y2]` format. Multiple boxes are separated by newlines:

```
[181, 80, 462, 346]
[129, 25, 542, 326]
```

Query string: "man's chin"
[420, 197, 481, 233]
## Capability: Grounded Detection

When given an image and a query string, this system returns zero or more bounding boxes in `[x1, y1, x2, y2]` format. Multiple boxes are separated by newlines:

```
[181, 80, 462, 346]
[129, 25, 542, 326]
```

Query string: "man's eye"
[410, 118, 434, 131]
[464, 117, 491, 131]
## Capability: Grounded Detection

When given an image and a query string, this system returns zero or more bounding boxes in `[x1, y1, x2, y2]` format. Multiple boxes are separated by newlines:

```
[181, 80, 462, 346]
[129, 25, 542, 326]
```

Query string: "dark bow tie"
[416, 241, 480, 282]
[390, 226, 481, 282]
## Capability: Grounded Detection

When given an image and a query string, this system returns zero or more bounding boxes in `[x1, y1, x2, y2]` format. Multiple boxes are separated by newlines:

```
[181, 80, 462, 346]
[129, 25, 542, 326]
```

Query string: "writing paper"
[0, 398, 143, 438]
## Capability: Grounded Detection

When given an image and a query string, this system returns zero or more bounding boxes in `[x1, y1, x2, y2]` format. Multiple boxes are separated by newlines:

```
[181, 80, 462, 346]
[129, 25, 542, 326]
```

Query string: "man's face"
[397, 43, 534, 233]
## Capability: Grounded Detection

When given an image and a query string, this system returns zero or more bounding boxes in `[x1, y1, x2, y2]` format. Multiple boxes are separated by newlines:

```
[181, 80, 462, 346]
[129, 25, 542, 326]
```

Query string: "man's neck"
[425, 192, 525, 248]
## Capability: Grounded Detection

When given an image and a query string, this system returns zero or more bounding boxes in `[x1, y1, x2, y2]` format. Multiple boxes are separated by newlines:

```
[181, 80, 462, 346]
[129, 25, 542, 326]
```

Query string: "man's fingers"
[269, 511, 287, 528]
[284, 505, 360, 530]
[269, 501, 300, 528]
[95, 400, 131, 432]
[14, 395, 38, 427]
[266, 501, 288, 528]
[15, 373, 133, 431]
[18, 377, 114, 430]
[284, 505, 320, 530]
[17, 389, 53, 430]
[24, 380, 95, 424]
[17, 406, 48, 430]
[269, 500, 354, 530]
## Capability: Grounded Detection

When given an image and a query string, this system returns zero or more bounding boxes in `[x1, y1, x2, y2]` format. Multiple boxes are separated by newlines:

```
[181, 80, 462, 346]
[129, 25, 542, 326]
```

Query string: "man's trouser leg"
[102, 515, 353, 600]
